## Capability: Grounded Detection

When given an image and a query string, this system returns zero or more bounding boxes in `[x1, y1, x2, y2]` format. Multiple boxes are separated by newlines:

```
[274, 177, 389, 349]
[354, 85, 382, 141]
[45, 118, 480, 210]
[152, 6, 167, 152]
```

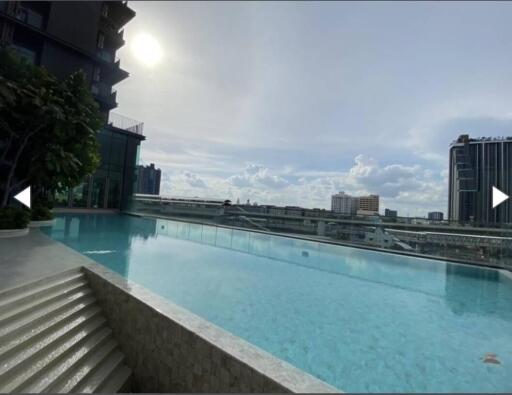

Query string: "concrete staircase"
[0, 268, 132, 393]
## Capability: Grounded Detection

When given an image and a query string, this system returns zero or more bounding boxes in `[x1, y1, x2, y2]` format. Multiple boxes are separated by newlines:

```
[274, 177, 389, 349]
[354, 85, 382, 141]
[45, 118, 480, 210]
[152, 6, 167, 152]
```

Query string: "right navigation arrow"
[492, 186, 509, 209]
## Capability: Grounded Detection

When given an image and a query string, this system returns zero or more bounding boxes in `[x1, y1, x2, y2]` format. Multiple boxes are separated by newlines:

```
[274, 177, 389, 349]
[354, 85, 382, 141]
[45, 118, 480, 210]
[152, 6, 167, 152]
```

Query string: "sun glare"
[131, 33, 163, 67]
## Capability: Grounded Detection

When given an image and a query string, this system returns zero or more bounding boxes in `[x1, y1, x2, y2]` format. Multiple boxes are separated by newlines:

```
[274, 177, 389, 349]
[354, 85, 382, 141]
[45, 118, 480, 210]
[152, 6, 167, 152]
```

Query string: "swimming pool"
[42, 213, 512, 392]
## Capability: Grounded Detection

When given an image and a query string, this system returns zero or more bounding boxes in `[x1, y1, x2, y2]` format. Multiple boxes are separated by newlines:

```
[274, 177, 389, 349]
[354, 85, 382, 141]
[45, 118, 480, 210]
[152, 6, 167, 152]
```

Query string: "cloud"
[158, 172, 208, 198]
[182, 172, 207, 188]
[228, 164, 289, 189]
[345, 154, 423, 198]
[119, 2, 512, 217]
[156, 155, 447, 216]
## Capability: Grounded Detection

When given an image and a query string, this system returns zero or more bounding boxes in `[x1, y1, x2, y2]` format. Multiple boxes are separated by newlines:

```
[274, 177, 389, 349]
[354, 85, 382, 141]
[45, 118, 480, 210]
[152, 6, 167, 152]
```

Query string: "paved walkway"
[0, 229, 93, 290]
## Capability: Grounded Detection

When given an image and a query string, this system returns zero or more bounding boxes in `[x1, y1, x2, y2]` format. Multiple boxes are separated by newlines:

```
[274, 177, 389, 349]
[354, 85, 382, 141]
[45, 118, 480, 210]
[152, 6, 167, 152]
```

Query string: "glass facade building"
[54, 122, 144, 210]
[448, 134, 512, 225]
[136, 163, 161, 195]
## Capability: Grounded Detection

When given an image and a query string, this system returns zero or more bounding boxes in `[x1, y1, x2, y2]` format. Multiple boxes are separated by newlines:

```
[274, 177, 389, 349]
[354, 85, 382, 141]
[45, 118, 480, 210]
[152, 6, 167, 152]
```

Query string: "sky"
[114, 1, 512, 217]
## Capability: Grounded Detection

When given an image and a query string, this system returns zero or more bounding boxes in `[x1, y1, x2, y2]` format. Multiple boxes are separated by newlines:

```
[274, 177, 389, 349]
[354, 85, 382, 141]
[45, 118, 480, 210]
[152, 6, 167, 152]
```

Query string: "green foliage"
[0, 49, 103, 206]
[0, 207, 30, 229]
[30, 205, 54, 221]
[34, 195, 54, 210]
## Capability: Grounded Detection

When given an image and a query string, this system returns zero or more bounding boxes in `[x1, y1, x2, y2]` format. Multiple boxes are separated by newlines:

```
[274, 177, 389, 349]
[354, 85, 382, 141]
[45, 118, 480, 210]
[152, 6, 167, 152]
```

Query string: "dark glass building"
[384, 208, 397, 218]
[0, 1, 145, 209]
[136, 163, 161, 195]
[448, 134, 512, 225]
[427, 211, 443, 221]
[54, 115, 144, 209]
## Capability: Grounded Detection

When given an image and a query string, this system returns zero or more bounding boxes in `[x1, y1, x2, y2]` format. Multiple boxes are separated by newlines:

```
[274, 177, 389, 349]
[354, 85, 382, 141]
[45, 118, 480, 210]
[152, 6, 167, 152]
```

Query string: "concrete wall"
[83, 264, 337, 393]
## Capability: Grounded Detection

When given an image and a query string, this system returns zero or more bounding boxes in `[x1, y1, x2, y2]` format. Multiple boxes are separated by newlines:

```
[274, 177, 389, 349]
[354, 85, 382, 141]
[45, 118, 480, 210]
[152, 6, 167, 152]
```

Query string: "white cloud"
[118, 2, 512, 219]
[157, 156, 447, 216]
[183, 172, 207, 188]
[228, 164, 289, 189]
[345, 154, 425, 198]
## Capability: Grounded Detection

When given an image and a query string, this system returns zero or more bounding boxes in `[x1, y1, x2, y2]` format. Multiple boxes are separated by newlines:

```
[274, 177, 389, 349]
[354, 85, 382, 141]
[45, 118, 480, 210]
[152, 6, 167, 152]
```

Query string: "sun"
[131, 33, 163, 67]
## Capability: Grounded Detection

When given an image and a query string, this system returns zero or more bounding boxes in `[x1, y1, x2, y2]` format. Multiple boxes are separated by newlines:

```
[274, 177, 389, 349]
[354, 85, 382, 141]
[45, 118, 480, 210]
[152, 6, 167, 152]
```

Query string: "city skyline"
[115, 2, 512, 215]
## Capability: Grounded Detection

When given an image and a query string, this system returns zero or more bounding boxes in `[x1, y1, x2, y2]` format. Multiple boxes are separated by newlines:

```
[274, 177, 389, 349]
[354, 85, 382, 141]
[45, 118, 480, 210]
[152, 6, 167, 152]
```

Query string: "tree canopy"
[0, 49, 102, 207]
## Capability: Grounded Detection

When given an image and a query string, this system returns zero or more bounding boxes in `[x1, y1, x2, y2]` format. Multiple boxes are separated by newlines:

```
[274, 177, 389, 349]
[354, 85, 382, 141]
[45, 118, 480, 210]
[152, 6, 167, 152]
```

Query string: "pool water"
[43, 214, 512, 392]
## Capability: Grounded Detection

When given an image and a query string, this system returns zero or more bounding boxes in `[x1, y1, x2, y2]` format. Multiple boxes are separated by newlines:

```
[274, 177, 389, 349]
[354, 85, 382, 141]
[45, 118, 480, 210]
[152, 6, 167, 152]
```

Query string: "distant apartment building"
[384, 208, 398, 218]
[268, 206, 286, 216]
[284, 206, 304, 217]
[358, 194, 379, 215]
[137, 163, 161, 195]
[428, 211, 444, 221]
[448, 134, 512, 224]
[0, 1, 145, 209]
[331, 192, 358, 215]
[331, 192, 380, 216]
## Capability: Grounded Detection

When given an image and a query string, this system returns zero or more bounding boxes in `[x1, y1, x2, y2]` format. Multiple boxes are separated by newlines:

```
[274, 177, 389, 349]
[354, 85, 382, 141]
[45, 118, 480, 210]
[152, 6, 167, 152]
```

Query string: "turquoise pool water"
[43, 213, 512, 392]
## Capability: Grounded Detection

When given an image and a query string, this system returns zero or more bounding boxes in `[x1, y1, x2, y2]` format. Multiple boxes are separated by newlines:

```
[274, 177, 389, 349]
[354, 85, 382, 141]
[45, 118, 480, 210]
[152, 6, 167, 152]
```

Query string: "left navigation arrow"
[14, 186, 31, 209]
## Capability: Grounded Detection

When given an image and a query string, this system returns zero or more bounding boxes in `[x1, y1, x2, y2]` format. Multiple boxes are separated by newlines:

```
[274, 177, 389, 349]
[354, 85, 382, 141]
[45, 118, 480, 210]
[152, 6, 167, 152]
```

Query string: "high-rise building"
[358, 194, 379, 214]
[428, 211, 444, 221]
[448, 134, 512, 224]
[0, 1, 145, 209]
[384, 208, 397, 218]
[331, 191, 358, 215]
[136, 163, 161, 195]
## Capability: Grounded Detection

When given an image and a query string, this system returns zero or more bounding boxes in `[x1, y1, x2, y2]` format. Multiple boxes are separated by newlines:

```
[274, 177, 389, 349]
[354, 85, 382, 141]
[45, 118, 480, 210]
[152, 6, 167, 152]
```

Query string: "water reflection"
[43, 214, 157, 277]
[45, 215, 512, 321]
[444, 264, 512, 318]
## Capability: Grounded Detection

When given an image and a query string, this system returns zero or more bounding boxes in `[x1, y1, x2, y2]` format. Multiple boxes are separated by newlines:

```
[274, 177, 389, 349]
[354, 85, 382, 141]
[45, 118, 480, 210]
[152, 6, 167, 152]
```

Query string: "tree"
[0, 49, 102, 207]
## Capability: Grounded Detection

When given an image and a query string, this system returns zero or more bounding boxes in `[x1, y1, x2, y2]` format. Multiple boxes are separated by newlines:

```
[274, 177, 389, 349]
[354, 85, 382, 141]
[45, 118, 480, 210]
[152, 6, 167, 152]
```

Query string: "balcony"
[97, 48, 115, 63]
[91, 82, 117, 109]
[108, 28, 125, 50]
[95, 49, 129, 85]
[99, 15, 126, 50]
[103, 58, 129, 85]
[108, 112, 144, 135]
[104, 1, 135, 29]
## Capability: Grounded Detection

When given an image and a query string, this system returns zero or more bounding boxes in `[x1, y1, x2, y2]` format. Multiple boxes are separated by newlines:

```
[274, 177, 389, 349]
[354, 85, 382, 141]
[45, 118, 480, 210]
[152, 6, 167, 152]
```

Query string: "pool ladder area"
[0, 268, 132, 393]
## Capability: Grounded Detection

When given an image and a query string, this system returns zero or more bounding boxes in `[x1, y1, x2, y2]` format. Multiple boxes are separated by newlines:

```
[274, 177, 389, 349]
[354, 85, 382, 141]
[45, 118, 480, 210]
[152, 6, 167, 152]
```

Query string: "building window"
[15, 5, 43, 29]
[108, 171, 122, 208]
[109, 134, 127, 167]
[91, 83, 99, 95]
[15, 7, 28, 23]
[93, 66, 101, 82]
[71, 180, 89, 208]
[97, 32, 105, 49]
[11, 44, 37, 64]
[101, 3, 109, 17]
[91, 173, 107, 208]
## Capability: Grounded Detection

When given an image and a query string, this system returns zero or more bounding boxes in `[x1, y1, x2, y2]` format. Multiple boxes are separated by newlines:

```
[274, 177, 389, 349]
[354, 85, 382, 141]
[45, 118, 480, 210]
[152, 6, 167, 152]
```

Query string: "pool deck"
[0, 228, 86, 290]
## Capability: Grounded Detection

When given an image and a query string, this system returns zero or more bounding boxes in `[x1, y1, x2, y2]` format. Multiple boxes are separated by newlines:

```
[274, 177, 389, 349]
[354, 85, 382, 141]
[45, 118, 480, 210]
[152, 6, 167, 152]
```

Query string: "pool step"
[0, 269, 132, 393]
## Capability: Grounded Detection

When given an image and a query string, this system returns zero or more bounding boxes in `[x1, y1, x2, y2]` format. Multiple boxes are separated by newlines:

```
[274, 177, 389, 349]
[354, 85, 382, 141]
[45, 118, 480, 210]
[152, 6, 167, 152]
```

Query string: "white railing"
[108, 112, 144, 135]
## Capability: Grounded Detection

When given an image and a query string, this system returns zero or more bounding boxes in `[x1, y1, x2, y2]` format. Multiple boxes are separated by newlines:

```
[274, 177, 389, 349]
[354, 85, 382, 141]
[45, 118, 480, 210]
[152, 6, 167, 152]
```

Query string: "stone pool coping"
[2, 229, 338, 393]
[0, 228, 29, 238]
